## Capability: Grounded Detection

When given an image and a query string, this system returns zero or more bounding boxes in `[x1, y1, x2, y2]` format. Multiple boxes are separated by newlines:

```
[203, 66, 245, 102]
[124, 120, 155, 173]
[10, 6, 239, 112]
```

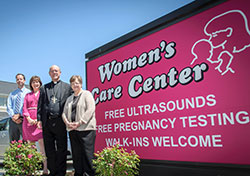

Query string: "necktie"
[14, 92, 21, 114]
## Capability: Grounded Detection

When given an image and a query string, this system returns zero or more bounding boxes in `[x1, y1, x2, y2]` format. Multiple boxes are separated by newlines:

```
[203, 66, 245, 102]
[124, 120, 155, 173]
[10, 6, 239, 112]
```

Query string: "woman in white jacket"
[62, 75, 96, 176]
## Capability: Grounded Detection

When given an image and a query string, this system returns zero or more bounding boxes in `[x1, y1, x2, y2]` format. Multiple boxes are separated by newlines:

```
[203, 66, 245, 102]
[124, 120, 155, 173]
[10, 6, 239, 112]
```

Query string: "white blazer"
[62, 89, 96, 131]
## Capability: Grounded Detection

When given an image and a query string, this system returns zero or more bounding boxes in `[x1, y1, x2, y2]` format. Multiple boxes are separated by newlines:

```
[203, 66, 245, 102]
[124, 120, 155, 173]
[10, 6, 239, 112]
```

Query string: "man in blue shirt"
[7, 73, 30, 142]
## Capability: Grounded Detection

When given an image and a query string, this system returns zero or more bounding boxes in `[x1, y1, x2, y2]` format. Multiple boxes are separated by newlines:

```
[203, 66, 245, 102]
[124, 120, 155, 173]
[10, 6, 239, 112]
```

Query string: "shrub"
[93, 143, 140, 176]
[3, 140, 44, 176]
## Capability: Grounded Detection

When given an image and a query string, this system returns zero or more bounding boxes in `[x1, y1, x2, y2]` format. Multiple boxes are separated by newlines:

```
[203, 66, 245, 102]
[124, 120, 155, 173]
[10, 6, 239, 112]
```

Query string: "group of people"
[7, 65, 96, 176]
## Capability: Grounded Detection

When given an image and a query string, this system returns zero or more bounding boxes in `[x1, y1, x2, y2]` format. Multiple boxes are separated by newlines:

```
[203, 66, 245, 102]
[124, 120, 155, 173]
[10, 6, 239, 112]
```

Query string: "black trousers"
[43, 118, 67, 176]
[69, 130, 96, 176]
[9, 119, 22, 142]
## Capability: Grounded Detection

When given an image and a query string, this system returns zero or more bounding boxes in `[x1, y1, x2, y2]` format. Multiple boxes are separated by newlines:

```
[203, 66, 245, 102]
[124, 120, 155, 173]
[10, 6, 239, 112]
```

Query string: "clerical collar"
[52, 80, 61, 85]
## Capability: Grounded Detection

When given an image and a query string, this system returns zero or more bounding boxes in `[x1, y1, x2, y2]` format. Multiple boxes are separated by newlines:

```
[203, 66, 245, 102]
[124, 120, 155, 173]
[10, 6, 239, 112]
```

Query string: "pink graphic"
[86, 0, 250, 165]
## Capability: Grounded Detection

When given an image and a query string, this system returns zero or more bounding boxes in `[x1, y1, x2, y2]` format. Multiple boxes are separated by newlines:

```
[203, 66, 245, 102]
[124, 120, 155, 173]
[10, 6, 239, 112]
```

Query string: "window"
[0, 97, 7, 107]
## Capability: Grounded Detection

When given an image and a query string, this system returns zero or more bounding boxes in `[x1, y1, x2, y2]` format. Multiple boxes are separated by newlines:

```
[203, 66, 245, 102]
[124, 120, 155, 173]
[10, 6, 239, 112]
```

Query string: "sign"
[86, 0, 250, 165]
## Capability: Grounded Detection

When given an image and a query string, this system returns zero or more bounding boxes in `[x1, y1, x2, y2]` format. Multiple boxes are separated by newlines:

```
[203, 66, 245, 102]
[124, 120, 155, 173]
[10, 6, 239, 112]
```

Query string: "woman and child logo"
[191, 10, 250, 76]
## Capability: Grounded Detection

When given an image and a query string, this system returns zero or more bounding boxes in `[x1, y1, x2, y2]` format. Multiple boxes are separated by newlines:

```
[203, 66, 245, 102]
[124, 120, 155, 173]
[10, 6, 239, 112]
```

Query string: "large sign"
[86, 0, 250, 165]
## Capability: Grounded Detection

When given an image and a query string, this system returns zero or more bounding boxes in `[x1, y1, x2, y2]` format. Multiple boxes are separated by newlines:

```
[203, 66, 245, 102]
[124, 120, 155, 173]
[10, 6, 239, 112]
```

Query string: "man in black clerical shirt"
[37, 65, 73, 176]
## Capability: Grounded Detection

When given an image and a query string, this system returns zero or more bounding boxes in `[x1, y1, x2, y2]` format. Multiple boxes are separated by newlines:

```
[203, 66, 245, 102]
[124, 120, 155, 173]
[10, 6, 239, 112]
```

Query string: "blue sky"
[0, 0, 193, 88]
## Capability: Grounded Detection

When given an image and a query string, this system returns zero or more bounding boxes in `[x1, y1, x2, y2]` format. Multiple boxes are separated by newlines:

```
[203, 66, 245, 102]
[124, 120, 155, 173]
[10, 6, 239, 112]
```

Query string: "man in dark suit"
[37, 65, 72, 176]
